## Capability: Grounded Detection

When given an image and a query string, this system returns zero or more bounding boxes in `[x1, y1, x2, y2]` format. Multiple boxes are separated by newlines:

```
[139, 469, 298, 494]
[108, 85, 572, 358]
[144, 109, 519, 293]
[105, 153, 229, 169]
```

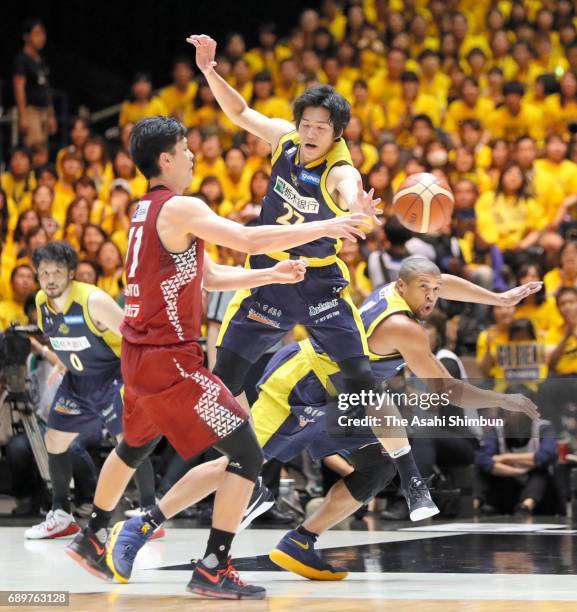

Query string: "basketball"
[392, 173, 455, 234]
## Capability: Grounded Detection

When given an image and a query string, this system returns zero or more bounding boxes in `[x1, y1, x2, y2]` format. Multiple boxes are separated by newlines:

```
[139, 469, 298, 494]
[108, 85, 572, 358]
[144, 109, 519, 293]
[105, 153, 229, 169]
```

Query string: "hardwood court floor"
[2, 520, 577, 611]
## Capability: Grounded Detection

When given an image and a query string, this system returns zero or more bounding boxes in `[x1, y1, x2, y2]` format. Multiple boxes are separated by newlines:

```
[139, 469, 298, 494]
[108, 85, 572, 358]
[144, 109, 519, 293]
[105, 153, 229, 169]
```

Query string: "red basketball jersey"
[121, 185, 205, 346]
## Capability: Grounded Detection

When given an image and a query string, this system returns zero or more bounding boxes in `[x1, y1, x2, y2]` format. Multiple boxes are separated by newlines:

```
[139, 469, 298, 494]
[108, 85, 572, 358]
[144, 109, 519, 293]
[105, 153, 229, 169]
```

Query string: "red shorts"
[121, 339, 248, 459]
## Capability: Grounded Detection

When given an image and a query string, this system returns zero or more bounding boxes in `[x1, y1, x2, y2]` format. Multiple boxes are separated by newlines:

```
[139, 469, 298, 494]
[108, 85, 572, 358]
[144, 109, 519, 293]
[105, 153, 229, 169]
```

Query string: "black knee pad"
[116, 435, 162, 469]
[338, 356, 377, 395]
[214, 422, 264, 483]
[343, 444, 396, 504]
[213, 347, 253, 397]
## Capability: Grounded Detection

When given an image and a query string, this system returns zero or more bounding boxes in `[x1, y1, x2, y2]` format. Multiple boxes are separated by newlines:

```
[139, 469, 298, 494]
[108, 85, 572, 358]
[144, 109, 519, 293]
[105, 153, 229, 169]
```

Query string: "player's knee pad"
[338, 356, 377, 395]
[116, 435, 162, 469]
[343, 445, 396, 504]
[213, 347, 253, 397]
[214, 422, 264, 483]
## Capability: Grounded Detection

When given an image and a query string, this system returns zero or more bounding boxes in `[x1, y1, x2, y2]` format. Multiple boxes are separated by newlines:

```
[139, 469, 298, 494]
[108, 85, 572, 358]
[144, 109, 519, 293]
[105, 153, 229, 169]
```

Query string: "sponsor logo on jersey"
[49, 336, 91, 351]
[63, 315, 84, 325]
[285, 146, 298, 158]
[273, 176, 319, 214]
[54, 400, 82, 416]
[132, 200, 151, 223]
[308, 298, 339, 317]
[124, 302, 142, 320]
[298, 170, 321, 186]
[247, 308, 280, 328]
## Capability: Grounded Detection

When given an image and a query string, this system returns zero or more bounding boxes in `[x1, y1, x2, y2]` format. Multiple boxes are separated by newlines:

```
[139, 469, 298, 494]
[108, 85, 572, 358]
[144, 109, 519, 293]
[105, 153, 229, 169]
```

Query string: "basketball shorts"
[47, 367, 123, 437]
[252, 343, 377, 462]
[121, 339, 248, 459]
[217, 254, 368, 365]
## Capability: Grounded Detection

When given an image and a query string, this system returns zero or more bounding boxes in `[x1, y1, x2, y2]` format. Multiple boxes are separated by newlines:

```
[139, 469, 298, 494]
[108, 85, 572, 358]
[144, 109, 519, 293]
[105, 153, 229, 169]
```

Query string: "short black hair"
[411, 114, 434, 129]
[418, 49, 439, 62]
[32, 241, 78, 272]
[557, 286, 577, 304]
[384, 216, 412, 246]
[293, 85, 350, 136]
[130, 116, 187, 179]
[23, 18, 44, 36]
[508, 317, 536, 341]
[401, 71, 419, 83]
[503, 80, 525, 97]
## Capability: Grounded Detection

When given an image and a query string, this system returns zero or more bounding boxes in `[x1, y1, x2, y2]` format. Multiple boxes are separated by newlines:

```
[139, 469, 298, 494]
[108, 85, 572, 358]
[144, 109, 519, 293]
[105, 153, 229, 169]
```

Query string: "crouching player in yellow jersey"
[253, 256, 540, 580]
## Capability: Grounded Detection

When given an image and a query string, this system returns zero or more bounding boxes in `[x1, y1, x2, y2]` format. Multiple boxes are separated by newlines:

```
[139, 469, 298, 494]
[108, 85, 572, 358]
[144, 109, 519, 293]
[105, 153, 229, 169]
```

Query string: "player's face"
[398, 273, 442, 319]
[166, 138, 194, 191]
[37, 261, 73, 299]
[558, 292, 577, 325]
[297, 107, 337, 163]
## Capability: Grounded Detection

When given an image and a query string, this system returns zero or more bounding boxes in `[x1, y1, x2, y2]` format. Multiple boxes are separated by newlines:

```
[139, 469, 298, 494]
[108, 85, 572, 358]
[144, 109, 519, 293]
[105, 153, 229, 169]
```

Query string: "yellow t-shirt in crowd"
[159, 82, 198, 118]
[351, 102, 387, 145]
[545, 324, 577, 374]
[368, 72, 403, 105]
[486, 104, 545, 143]
[543, 94, 577, 137]
[0, 299, 27, 331]
[443, 98, 495, 135]
[219, 169, 253, 209]
[387, 94, 442, 129]
[534, 159, 577, 200]
[476, 327, 509, 379]
[419, 72, 450, 108]
[188, 156, 227, 193]
[119, 97, 168, 128]
[0, 173, 36, 206]
[475, 191, 547, 251]
[528, 165, 565, 224]
[253, 97, 293, 121]
[543, 268, 577, 299]
[514, 301, 563, 337]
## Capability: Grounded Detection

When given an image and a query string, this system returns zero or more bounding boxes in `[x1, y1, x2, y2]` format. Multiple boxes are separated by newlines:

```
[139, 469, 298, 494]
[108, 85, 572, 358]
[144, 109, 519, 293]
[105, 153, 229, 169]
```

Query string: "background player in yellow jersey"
[25, 243, 158, 548]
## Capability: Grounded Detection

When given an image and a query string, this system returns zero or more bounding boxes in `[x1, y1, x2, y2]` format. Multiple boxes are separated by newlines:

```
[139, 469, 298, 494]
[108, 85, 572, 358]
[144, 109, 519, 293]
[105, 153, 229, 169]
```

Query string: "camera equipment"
[0, 324, 51, 486]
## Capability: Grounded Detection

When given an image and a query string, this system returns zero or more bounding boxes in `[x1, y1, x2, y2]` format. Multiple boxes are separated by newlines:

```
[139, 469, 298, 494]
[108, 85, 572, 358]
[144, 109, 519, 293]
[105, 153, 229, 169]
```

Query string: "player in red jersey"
[68, 115, 369, 599]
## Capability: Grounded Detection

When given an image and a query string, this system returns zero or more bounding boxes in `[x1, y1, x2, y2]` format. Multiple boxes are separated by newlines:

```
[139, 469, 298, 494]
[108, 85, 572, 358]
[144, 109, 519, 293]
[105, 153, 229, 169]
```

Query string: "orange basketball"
[392, 172, 454, 234]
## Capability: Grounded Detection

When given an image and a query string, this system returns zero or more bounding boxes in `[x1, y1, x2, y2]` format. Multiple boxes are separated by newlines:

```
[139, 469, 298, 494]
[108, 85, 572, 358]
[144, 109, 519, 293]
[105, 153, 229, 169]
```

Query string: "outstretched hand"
[498, 282, 543, 307]
[501, 393, 540, 420]
[356, 179, 382, 227]
[186, 34, 217, 74]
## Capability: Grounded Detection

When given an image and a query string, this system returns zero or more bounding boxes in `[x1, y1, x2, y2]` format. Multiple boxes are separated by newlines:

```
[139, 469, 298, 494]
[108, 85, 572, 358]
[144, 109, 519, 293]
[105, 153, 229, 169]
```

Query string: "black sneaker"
[186, 557, 266, 600]
[238, 477, 274, 531]
[65, 527, 112, 581]
[405, 476, 439, 521]
[513, 503, 533, 517]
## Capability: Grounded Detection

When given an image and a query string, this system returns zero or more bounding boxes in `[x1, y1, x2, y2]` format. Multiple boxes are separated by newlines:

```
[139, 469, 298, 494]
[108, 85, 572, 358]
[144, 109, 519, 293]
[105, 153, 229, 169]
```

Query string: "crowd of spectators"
[3, 0, 577, 521]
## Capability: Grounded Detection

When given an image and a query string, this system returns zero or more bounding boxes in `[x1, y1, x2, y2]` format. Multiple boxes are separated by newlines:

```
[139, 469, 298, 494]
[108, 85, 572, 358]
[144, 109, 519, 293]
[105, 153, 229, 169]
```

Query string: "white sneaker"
[24, 509, 81, 540]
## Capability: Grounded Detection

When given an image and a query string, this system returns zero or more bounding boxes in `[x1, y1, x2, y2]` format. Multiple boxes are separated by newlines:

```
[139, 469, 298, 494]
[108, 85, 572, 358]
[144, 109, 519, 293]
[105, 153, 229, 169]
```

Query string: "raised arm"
[439, 274, 542, 306]
[203, 252, 307, 291]
[326, 165, 381, 226]
[160, 195, 369, 255]
[187, 34, 293, 149]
